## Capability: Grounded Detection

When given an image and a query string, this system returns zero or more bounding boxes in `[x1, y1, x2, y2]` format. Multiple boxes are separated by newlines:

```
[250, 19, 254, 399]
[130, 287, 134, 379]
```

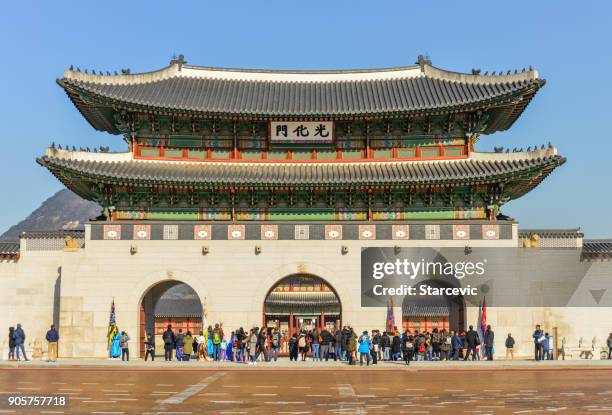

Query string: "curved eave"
[37, 149, 565, 203]
[503, 155, 566, 200]
[58, 79, 120, 134]
[57, 61, 544, 135]
[482, 81, 545, 134]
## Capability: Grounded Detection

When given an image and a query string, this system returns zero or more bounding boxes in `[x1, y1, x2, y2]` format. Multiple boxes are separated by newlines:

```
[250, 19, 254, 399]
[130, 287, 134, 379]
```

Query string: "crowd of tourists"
[142, 323, 609, 365]
[7, 323, 612, 363]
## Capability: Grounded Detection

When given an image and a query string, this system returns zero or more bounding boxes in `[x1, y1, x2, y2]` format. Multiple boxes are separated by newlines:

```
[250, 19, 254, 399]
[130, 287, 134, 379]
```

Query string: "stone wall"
[0, 222, 610, 360]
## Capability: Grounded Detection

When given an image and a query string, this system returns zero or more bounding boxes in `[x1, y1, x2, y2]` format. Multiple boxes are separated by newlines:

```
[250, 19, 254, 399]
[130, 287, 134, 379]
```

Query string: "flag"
[107, 298, 117, 350]
[385, 297, 395, 332]
[479, 297, 488, 357]
[476, 299, 483, 338]
[480, 297, 487, 339]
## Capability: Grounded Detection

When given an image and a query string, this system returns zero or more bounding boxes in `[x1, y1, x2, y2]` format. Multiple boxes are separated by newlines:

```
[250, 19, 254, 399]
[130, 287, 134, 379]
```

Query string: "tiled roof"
[582, 239, 612, 257]
[38, 148, 565, 192]
[264, 291, 341, 315]
[58, 61, 543, 134]
[265, 291, 340, 306]
[21, 230, 85, 239]
[519, 229, 584, 239]
[154, 298, 203, 318]
[0, 241, 19, 256]
[402, 304, 450, 317]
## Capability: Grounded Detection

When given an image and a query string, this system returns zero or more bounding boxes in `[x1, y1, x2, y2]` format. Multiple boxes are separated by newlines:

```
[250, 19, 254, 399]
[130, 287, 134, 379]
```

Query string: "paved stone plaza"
[0, 362, 611, 414]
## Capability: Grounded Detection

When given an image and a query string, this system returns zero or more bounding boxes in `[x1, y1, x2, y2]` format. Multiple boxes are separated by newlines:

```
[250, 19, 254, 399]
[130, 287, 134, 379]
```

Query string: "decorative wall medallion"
[103, 224, 121, 240]
[325, 225, 342, 240]
[295, 225, 309, 240]
[133, 224, 151, 240]
[392, 225, 409, 240]
[194, 225, 211, 240]
[359, 225, 376, 240]
[482, 224, 499, 240]
[261, 225, 278, 240]
[453, 224, 470, 240]
[228, 225, 245, 240]
[425, 224, 441, 240]
[163, 225, 179, 240]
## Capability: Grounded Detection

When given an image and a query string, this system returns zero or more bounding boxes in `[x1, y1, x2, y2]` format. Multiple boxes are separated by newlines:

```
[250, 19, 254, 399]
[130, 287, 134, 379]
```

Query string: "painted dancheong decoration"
[38, 55, 565, 221]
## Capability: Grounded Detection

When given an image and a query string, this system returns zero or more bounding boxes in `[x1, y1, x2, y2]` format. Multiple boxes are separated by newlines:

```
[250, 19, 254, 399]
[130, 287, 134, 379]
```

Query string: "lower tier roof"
[38, 148, 564, 200]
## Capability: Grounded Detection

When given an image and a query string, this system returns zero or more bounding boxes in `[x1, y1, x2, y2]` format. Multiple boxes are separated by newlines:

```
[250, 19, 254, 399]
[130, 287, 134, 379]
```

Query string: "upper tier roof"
[58, 58, 544, 134]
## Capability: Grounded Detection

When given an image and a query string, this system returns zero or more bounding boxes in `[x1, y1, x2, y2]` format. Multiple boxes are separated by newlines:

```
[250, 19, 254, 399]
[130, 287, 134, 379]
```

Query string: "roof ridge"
[62, 61, 541, 86]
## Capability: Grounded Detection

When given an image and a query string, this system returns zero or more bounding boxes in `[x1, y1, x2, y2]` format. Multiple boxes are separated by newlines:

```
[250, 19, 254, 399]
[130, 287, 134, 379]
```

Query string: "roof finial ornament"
[69, 65, 73, 71]
[121, 68, 130, 75]
[415, 54, 431, 72]
[471, 68, 481, 75]
[171, 53, 187, 71]
[51, 141, 55, 149]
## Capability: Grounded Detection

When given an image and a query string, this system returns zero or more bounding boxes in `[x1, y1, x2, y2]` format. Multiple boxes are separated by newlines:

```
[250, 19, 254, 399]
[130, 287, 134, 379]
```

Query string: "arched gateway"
[139, 281, 203, 357]
[263, 274, 341, 335]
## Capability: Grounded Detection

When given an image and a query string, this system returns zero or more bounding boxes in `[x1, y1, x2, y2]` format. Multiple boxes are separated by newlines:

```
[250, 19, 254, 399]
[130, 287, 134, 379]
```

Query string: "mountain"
[0, 189, 101, 240]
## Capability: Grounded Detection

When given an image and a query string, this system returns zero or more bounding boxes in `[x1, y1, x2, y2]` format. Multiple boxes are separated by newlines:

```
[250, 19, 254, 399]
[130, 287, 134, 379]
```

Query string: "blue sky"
[1, 1, 611, 237]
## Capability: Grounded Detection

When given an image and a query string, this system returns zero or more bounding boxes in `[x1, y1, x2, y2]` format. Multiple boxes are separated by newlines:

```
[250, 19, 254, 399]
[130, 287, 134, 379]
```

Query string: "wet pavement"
[0, 365, 611, 414]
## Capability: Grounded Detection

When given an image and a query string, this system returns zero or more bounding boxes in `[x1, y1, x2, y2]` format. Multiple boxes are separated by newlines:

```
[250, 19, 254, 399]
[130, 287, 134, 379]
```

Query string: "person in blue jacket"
[45, 325, 59, 362]
[13, 324, 29, 361]
[451, 330, 463, 360]
[532, 324, 545, 361]
[358, 330, 371, 366]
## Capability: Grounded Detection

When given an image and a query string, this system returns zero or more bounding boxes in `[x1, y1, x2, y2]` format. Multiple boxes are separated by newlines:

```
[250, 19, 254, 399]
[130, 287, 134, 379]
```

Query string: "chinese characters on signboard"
[270, 121, 334, 143]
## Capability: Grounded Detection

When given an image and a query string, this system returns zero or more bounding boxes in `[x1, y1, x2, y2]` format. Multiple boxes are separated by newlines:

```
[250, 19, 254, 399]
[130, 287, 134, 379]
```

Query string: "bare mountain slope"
[1, 189, 101, 240]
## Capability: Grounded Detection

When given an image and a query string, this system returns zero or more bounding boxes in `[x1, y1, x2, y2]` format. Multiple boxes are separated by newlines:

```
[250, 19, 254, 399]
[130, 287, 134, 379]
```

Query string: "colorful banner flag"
[480, 297, 487, 340]
[385, 297, 395, 333]
[107, 298, 117, 350]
